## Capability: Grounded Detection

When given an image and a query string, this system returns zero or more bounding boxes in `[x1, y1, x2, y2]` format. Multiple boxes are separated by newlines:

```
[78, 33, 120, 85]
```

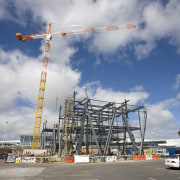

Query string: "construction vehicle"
[16, 23, 136, 149]
[146, 151, 155, 155]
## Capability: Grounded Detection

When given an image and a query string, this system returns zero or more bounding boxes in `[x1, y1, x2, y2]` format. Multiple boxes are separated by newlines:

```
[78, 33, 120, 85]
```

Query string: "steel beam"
[122, 111, 138, 154]
[103, 106, 116, 155]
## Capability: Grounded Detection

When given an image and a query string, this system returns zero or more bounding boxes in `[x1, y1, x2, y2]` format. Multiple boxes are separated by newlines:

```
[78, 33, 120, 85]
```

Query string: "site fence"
[132, 154, 160, 160]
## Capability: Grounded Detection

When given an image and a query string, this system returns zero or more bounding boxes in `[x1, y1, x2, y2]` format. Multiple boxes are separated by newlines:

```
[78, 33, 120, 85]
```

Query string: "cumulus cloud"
[135, 0, 180, 59]
[94, 87, 149, 105]
[1, 0, 180, 60]
[0, 46, 81, 140]
[1, 0, 180, 140]
[145, 97, 180, 139]
[0, 107, 35, 140]
[81, 82, 149, 105]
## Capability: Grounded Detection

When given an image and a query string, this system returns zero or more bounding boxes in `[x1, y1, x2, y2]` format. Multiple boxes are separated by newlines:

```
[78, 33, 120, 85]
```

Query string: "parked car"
[174, 149, 180, 154]
[155, 149, 169, 157]
[165, 154, 180, 168]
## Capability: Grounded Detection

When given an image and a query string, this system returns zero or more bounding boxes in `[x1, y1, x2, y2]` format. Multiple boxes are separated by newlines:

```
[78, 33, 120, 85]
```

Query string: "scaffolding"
[41, 91, 147, 156]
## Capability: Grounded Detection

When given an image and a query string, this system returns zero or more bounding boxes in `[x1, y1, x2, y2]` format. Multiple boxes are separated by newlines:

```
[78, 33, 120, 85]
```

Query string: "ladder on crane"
[16, 23, 136, 149]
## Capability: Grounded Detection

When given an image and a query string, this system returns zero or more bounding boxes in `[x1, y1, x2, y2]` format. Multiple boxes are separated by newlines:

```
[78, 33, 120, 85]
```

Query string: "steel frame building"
[41, 91, 147, 156]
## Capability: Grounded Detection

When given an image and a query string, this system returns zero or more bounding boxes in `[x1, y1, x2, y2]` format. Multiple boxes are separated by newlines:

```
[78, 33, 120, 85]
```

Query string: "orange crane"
[16, 23, 136, 149]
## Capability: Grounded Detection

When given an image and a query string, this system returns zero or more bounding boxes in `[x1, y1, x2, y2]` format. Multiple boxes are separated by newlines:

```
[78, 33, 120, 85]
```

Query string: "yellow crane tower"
[16, 23, 136, 149]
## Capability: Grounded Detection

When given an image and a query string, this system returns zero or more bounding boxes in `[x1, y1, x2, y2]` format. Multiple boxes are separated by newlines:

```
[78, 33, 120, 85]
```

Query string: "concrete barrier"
[106, 156, 117, 162]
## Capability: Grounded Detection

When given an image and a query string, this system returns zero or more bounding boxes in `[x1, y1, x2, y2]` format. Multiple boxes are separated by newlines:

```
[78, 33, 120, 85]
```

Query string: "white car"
[165, 154, 180, 168]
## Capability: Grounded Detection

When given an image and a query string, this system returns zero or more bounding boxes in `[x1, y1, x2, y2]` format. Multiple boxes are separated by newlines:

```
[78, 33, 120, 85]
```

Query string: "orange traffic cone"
[3, 158, 5, 164]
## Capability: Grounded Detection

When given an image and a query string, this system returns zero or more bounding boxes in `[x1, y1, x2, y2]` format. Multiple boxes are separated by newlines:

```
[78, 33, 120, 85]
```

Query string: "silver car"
[165, 154, 180, 168]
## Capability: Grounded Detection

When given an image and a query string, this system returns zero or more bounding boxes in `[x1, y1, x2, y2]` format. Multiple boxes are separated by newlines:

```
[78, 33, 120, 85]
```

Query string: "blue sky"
[0, 0, 180, 140]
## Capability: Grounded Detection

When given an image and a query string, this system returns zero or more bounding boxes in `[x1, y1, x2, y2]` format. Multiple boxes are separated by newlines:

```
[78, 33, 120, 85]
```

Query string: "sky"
[0, 0, 180, 141]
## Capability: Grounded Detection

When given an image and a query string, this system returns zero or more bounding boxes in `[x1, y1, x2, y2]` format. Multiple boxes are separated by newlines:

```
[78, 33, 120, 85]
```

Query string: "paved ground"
[0, 159, 180, 180]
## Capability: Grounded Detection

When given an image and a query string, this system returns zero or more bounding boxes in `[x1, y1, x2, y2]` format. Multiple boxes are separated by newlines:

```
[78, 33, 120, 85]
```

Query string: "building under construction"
[41, 90, 147, 157]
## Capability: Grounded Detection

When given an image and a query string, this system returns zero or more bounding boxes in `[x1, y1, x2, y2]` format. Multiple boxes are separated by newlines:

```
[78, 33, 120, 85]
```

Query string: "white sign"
[74, 155, 89, 163]
[146, 155, 152, 160]
[106, 156, 117, 162]
[21, 157, 36, 163]
[23, 149, 47, 155]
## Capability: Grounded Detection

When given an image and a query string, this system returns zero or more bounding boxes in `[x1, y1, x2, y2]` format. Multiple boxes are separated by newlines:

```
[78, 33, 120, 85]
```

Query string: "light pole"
[2, 121, 8, 147]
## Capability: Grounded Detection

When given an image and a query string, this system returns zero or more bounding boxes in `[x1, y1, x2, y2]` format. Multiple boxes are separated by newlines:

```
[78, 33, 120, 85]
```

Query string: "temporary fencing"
[133, 154, 160, 160]
[133, 155, 146, 160]
[146, 155, 152, 160]
[65, 156, 74, 163]
[140, 155, 146, 160]
[152, 154, 160, 160]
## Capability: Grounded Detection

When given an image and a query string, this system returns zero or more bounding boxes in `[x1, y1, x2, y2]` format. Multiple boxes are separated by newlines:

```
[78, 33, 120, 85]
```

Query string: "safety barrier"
[133, 155, 146, 160]
[146, 155, 152, 160]
[152, 154, 160, 160]
[132, 155, 139, 160]
[133, 154, 161, 160]
[65, 156, 74, 163]
[140, 155, 146, 160]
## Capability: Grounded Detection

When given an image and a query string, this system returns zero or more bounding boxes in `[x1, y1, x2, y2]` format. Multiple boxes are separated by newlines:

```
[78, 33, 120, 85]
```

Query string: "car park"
[165, 154, 180, 168]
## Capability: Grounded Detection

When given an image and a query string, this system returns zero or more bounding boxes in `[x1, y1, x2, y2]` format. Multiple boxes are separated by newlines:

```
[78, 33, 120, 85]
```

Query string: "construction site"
[1, 90, 149, 163]
[1, 23, 153, 164]
[2, 0, 180, 179]
[41, 90, 147, 157]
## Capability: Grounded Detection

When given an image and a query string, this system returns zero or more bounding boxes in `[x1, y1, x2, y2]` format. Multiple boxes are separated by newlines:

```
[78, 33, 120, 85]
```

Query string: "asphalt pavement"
[0, 159, 180, 180]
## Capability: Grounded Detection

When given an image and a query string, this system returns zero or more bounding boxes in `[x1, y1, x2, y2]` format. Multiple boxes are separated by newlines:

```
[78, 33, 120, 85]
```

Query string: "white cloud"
[1, 0, 180, 140]
[0, 107, 35, 140]
[82, 83, 149, 105]
[177, 93, 180, 99]
[129, 85, 144, 92]
[135, 42, 157, 60]
[173, 74, 180, 90]
[0, 46, 81, 140]
[147, 104, 174, 127]
[1, 0, 180, 60]
[94, 87, 149, 105]
[135, 0, 180, 59]
[145, 97, 180, 139]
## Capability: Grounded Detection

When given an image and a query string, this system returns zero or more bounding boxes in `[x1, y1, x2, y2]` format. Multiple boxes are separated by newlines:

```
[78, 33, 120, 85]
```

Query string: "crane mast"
[31, 24, 52, 149]
[16, 23, 136, 149]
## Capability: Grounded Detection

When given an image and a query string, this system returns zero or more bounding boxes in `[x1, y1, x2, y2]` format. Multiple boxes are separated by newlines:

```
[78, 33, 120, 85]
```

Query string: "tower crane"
[16, 23, 136, 149]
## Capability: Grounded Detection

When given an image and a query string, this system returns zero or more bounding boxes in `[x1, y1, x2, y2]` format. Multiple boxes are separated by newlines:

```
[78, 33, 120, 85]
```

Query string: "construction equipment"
[16, 23, 136, 149]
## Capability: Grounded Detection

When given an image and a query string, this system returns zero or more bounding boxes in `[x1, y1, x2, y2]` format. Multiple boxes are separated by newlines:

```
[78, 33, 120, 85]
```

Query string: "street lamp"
[2, 121, 8, 147]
